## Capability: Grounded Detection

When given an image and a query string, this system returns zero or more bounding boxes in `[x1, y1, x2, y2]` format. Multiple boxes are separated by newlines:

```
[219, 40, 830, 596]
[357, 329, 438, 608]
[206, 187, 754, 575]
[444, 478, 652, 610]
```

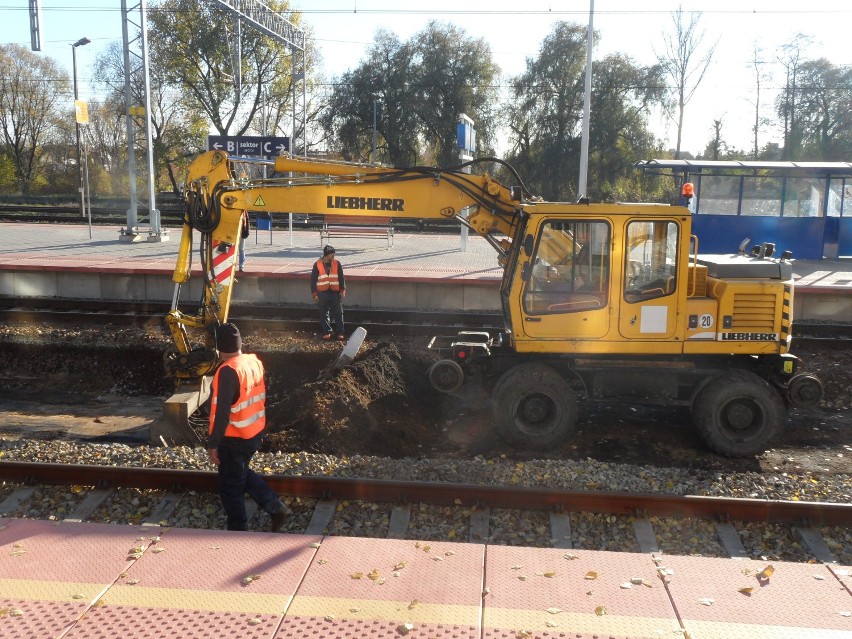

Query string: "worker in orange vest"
[311, 245, 346, 340]
[207, 322, 289, 531]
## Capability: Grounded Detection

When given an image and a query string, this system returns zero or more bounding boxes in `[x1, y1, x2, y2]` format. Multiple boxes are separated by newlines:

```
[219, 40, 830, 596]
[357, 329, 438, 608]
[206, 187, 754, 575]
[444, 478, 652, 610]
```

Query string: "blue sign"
[207, 135, 290, 156]
[456, 123, 476, 152]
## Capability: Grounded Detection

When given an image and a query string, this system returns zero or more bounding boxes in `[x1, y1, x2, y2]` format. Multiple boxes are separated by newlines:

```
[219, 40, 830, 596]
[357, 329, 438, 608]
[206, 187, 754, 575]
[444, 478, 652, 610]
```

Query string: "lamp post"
[71, 37, 90, 219]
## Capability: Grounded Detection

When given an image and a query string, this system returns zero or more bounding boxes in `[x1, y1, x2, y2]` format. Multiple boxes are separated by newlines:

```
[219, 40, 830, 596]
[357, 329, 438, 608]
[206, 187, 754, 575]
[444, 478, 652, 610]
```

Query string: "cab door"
[517, 218, 611, 340]
[618, 219, 680, 340]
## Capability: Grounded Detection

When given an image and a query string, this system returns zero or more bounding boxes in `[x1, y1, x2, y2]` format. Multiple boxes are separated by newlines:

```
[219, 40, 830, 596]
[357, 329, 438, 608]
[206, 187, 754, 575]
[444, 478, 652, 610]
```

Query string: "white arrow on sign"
[276, 144, 287, 153]
[213, 142, 223, 150]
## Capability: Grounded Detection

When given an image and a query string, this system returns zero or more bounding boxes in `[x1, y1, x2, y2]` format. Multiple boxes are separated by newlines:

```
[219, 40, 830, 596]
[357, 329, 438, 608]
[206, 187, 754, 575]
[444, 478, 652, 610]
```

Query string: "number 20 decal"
[699, 313, 714, 328]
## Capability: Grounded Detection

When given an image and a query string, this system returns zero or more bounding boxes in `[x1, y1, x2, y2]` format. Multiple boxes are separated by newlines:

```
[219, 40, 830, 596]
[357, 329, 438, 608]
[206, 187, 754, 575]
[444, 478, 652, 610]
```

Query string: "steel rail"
[0, 461, 848, 527]
[0, 299, 504, 336]
[1, 298, 849, 342]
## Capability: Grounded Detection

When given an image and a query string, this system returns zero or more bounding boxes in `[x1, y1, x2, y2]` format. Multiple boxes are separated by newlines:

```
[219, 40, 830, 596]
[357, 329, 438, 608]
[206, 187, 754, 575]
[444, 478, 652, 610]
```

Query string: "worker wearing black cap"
[310, 245, 346, 340]
[207, 322, 289, 532]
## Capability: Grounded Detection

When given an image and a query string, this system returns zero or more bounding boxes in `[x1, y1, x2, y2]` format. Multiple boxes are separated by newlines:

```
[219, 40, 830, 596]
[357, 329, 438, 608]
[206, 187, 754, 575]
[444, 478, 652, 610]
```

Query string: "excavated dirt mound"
[263, 342, 442, 456]
[0, 323, 849, 471]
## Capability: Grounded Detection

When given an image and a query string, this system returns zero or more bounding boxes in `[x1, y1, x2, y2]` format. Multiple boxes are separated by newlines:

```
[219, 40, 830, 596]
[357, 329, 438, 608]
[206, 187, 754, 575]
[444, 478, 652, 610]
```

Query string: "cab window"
[624, 220, 678, 303]
[524, 220, 610, 314]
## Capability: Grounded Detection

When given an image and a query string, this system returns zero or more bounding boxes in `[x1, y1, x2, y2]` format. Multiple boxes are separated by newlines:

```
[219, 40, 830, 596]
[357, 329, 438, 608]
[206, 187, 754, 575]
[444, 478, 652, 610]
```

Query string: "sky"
[1, 1, 850, 156]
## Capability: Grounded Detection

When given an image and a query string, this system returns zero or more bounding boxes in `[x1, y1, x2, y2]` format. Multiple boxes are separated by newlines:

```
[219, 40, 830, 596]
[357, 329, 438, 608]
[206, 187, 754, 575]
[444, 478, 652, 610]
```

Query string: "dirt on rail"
[0, 322, 849, 474]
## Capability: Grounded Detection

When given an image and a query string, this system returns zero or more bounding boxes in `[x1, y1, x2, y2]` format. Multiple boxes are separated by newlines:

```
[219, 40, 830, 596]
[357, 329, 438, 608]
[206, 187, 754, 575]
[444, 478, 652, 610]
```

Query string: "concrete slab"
[660, 554, 852, 639]
[283, 535, 483, 637]
[482, 546, 680, 638]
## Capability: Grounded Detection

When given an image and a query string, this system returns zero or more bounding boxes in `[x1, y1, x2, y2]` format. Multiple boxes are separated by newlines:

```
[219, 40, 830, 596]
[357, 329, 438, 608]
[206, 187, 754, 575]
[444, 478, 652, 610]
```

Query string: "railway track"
[0, 297, 849, 343]
[0, 461, 848, 562]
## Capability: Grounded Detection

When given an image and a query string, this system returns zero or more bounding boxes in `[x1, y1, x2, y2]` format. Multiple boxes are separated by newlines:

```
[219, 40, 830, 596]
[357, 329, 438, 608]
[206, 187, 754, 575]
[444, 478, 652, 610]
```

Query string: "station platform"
[0, 222, 850, 319]
[0, 517, 849, 638]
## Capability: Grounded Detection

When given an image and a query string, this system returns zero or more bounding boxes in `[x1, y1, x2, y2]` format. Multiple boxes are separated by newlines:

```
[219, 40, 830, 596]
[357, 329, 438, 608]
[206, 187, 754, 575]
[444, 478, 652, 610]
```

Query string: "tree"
[319, 22, 499, 167]
[656, 5, 717, 159]
[504, 22, 589, 201]
[587, 53, 666, 201]
[0, 44, 69, 194]
[147, 0, 306, 139]
[776, 34, 811, 160]
[320, 30, 421, 165]
[410, 21, 500, 167]
[791, 59, 852, 160]
[504, 22, 664, 202]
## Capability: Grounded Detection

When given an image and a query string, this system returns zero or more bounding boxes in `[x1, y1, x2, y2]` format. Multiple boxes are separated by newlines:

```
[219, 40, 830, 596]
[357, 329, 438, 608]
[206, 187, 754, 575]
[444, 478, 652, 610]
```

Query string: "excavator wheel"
[428, 359, 464, 394]
[490, 363, 578, 449]
[691, 370, 786, 457]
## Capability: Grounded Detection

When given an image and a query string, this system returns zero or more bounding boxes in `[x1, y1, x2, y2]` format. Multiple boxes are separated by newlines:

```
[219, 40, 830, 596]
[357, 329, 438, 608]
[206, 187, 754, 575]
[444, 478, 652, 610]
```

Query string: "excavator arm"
[165, 150, 529, 384]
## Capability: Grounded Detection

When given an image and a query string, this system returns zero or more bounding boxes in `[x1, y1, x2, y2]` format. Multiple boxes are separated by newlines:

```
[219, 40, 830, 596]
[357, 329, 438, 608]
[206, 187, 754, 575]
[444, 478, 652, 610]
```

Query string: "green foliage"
[504, 22, 664, 203]
[147, 0, 301, 138]
[0, 44, 70, 194]
[320, 21, 499, 167]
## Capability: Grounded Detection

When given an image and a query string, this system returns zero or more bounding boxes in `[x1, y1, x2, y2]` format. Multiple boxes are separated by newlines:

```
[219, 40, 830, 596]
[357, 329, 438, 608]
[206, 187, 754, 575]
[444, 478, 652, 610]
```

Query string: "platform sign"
[207, 135, 290, 156]
[74, 100, 89, 125]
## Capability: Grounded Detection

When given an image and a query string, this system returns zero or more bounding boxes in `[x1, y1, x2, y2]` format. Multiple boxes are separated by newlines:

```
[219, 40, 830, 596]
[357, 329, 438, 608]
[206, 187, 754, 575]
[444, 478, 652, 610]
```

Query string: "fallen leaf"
[738, 587, 754, 595]
[546, 607, 563, 614]
[698, 598, 715, 606]
[595, 606, 607, 616]
[584, 571, 598, 580]
[757, 565, 774, 580]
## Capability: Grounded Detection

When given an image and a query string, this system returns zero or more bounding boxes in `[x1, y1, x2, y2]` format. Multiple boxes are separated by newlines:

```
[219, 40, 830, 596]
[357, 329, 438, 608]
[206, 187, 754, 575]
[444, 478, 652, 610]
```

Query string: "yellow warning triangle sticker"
[253, 195, 266, 207]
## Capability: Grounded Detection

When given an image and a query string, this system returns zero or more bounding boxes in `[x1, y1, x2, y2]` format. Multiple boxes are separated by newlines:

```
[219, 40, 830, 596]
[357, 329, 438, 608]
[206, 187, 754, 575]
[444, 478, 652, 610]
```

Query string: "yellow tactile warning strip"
[678, 620, 852, 639]
[485, 607, 680, 636]
[0, 578, 104, 603]
[100, 584, 290, 615]
[286, 595, 479, 626]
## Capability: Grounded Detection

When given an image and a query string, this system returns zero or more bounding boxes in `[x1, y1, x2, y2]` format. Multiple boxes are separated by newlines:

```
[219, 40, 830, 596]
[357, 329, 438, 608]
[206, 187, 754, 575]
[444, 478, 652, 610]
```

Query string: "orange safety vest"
[315, 259, 341, 291]
[208, 353, 267, 439]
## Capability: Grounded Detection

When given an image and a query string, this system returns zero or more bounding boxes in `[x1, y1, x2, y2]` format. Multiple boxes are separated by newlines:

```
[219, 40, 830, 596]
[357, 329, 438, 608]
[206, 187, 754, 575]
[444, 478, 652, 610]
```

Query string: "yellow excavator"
[165, 149, 823, 457]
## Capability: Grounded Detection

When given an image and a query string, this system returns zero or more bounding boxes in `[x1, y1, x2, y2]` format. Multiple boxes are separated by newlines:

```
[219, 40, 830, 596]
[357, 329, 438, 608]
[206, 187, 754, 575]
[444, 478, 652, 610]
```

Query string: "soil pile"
[264, 341, 445, 457]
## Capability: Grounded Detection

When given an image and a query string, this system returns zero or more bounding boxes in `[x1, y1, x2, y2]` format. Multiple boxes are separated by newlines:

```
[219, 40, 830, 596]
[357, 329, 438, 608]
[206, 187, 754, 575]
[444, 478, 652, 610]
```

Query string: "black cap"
[323, 245, 335, 256]
[216, 322, 242, 353]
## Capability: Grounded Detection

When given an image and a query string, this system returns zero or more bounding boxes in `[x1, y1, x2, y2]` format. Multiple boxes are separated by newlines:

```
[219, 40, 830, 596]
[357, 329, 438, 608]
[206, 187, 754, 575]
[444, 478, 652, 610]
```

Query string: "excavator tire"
[491, 363, 578, 449]
[691, 369, 786, 457]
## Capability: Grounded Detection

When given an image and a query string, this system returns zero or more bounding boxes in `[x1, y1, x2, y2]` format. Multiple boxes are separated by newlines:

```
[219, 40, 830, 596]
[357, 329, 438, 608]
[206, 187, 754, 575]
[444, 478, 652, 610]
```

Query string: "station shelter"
[635, 159, 852, 260]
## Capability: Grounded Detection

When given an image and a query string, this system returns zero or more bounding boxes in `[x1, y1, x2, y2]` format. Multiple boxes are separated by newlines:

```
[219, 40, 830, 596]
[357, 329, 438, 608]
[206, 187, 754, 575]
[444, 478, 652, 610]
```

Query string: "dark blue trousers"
[318, 290, 344, 335]
[216, 436, 281, 531]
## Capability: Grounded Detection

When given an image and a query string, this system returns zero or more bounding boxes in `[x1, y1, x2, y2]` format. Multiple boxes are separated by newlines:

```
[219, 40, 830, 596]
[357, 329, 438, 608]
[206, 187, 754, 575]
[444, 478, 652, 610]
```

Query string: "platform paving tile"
[481, 546, 680, 639]
[279, 535, 483, 638]
[63, 527, 323, 638]
[659, 554, 852, 639]
[832, 564, 852, 597]
[0, 518, 161, 639]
